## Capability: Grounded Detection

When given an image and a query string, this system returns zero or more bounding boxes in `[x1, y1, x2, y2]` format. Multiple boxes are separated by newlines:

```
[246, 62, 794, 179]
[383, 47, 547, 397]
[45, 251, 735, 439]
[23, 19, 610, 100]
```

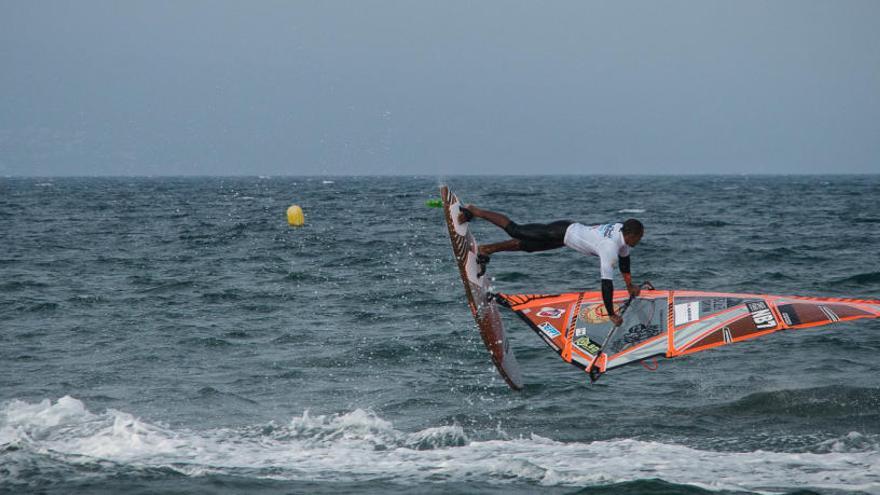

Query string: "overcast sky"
[1, 1, 878, 176]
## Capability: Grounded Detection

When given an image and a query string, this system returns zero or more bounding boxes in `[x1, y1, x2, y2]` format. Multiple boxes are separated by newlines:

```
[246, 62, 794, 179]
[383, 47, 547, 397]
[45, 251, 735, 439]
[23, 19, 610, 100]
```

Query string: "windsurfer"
[459, 205, 643, 326]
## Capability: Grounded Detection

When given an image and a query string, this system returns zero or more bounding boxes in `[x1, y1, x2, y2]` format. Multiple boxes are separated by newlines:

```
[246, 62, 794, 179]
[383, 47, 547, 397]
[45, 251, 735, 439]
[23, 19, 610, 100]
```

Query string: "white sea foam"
[1, 397, 878, 493]
[617, 209, 646, 214]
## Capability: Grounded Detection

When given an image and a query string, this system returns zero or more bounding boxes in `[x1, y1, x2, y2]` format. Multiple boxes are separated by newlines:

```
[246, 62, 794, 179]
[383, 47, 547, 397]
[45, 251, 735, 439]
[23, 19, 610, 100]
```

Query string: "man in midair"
[459, 204, 644, 327]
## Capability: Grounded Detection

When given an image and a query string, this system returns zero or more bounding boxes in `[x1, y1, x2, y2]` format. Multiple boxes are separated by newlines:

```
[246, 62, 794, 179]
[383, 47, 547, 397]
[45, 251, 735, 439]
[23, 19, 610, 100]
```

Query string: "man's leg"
[459, 205, 522, 273]
[459, 204, 512, 230]
[459, 203, 570, 276]
[461, 204, 570, 253]
[479, 239, 521, 256]
[466, 212, 571, 276]
[472, 239, 521, 277]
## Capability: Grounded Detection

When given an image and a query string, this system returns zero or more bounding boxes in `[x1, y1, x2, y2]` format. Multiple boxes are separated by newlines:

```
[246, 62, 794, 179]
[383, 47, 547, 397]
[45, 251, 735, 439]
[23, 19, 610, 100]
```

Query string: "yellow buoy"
[286, 205, 305, 226]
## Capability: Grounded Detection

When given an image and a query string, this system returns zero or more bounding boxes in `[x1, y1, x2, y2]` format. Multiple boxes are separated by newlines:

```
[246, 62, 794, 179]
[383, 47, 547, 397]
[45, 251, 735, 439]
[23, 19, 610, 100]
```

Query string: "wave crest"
[1, 397, 878, 493]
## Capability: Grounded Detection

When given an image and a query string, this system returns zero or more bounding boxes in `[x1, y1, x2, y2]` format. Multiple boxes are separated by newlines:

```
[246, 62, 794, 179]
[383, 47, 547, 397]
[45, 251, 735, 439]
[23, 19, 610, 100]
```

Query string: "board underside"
[440, 186, 523, 390]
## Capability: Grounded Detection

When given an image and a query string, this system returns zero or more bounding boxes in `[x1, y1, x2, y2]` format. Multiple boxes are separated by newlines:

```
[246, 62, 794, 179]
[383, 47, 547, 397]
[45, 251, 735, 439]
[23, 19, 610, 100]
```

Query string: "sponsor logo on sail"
[537, 307, 565, 319]
[538, 322, 561, 338]
[579, 303, 621, 324]
[746, 301, 777, 329]
[574, 336, 601, 355]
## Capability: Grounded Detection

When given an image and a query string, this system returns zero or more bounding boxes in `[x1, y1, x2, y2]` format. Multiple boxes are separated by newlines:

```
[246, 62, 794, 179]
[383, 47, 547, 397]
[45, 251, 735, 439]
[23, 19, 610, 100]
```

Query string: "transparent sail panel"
[672, 296, 745, 327]
[604, 297, 668, 356]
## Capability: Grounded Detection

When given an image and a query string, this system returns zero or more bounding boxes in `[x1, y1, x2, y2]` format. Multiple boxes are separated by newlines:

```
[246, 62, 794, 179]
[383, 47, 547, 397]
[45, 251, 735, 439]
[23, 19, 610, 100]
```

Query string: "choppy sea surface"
[1, 175, 879, 495]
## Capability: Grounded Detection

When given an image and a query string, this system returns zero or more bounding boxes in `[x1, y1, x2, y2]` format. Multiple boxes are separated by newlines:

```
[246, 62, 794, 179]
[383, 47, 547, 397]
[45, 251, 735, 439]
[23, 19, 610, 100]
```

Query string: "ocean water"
[1, 175, 879, 495]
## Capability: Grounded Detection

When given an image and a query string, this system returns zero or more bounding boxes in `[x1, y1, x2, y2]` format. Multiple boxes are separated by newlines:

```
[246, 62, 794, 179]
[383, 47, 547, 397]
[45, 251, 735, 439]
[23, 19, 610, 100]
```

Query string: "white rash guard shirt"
[563, 222, 631, 280]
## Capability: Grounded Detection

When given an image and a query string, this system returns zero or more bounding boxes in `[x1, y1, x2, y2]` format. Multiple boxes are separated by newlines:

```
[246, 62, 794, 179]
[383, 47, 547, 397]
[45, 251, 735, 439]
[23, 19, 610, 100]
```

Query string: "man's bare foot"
[476, 253, 491, 277]
[458, 204, 475, 223]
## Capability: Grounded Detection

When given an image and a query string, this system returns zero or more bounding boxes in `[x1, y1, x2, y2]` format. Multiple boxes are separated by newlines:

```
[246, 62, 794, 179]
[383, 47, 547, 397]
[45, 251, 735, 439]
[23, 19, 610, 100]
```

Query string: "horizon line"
[3, 172, 879, 179]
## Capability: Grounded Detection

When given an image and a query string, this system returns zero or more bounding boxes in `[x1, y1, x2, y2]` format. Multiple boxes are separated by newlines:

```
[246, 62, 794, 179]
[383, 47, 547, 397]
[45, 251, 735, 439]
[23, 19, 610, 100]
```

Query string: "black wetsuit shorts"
[504, 220, 573, 252]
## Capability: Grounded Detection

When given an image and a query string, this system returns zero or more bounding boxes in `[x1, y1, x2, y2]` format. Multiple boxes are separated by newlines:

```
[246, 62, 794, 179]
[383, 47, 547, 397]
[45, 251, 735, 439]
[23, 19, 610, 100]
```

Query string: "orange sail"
[497, 290, 880, 381]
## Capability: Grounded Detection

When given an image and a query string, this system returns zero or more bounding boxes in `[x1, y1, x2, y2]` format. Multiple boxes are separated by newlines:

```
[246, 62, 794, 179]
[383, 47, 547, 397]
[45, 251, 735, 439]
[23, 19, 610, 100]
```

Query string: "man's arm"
[601, 279, 623, 327]
[600, 255, 624, 326]
[601, 277, 615, 313]
[619, 255, 640, 297]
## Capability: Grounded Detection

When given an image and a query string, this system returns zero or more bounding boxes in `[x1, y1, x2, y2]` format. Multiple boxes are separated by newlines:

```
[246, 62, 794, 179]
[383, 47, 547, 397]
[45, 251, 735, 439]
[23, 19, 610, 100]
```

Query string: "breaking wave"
[1, 397, 878, 494]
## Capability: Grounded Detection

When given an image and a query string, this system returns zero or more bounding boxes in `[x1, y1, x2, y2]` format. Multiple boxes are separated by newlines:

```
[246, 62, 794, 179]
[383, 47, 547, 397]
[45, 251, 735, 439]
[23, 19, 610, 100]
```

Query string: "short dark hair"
[622, 218, 644, 236]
